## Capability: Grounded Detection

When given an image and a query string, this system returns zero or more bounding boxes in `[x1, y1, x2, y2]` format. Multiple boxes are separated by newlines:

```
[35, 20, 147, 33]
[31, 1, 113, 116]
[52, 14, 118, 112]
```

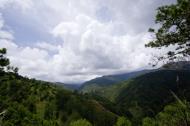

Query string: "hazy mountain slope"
[80, 70, 152, 93]
[63, 84, 81, 90]
[55, 82, 82, 91]
[80, 62, 190, 101]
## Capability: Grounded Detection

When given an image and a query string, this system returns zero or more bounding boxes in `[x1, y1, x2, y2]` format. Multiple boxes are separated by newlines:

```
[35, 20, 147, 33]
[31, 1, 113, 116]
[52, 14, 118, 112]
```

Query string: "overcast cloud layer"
[0, 0, 176, 83]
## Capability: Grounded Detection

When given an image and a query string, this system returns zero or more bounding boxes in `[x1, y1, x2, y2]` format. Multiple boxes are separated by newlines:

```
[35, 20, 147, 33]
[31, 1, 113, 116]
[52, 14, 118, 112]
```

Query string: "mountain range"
[1, 61, 190, 126]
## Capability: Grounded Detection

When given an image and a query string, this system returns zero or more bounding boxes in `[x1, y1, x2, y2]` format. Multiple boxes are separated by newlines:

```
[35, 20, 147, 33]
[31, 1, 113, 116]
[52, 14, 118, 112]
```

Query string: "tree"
[146, 0, 190, 63]
[0, 110, 7, 126]
[114, 117, 132, 126]
[0, 48, 10, 71]
[156, 100, 190, 126]
[69, 119, 92, 126]
[142, 117, 157, 126]
[0, 48, 18, 73]
[7, 66, 19, 74]
[142, 100, 190, 126]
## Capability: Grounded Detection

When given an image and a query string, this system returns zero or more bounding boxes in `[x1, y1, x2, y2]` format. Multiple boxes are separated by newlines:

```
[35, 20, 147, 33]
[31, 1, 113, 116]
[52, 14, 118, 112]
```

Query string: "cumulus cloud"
[0, 0, 176, 83]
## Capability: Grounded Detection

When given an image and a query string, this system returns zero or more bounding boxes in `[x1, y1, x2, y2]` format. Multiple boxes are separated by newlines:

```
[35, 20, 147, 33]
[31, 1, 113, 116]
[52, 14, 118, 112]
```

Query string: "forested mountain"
[1, 67, 190, 126]
[79, 62, 190, 125]
[80, 70, 152, 93]
[80, 62, 190, 101]
[80, 61, 190, 94]
[55, 82, 82, 91]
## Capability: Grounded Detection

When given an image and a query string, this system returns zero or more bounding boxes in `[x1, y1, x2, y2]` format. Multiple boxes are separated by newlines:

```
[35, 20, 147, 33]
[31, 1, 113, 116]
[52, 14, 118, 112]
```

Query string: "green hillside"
[0, 71, 117, 126]
[80, 70, 151, 93]
[96, 70, 190, 124]
[81, 81, 130, 102]
[77, 66, 190, 125]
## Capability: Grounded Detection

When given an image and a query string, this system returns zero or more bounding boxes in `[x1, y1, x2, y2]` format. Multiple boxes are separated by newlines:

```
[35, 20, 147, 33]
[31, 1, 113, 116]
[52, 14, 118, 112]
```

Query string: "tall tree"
[0, 48, 18, 73]
[0, 48, 10, 71]
[146, 0, 190, 62]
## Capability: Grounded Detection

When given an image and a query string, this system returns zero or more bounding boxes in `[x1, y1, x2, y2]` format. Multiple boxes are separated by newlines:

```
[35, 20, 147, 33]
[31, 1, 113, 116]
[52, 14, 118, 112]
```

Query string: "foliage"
[146, 0, 190, 63]
[142, 100, 190, 126]
[157, 100, 190, 126]
[69, 119, 92, 126]
[0, 48, 10, 71]
[142, 117, 156, 126]
[0, 72, 117, 126]
[114, 117, 132, 126]
[0, 48, 18, 73]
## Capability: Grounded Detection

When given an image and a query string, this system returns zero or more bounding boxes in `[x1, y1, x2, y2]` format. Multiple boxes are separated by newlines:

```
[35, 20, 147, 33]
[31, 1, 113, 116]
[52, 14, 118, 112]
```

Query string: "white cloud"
[35, 42, 59, 52]
[0, 0, 176, 83]
[0, 0, 33, 10]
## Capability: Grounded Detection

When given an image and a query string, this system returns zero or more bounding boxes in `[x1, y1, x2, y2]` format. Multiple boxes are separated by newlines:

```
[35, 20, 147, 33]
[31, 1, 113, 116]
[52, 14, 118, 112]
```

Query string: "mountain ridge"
[80, 61, 190, 94]
[79, 69, 153, 93]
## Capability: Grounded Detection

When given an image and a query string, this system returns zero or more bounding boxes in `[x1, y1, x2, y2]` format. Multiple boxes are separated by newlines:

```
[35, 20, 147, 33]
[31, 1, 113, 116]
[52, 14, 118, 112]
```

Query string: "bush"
[69, 119, 92, 126]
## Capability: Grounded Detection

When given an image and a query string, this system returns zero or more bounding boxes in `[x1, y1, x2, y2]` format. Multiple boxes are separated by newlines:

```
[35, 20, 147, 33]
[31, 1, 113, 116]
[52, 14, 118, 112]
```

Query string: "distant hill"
[63, 84, 82, 90]
[55, 82, 82, 91]
[79, 70, 152, 93]
[80, 61, 190, 98]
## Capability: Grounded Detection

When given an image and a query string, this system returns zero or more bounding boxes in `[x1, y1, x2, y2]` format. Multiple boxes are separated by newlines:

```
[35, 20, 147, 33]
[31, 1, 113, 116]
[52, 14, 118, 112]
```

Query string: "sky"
[0, 0, 176, 83]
